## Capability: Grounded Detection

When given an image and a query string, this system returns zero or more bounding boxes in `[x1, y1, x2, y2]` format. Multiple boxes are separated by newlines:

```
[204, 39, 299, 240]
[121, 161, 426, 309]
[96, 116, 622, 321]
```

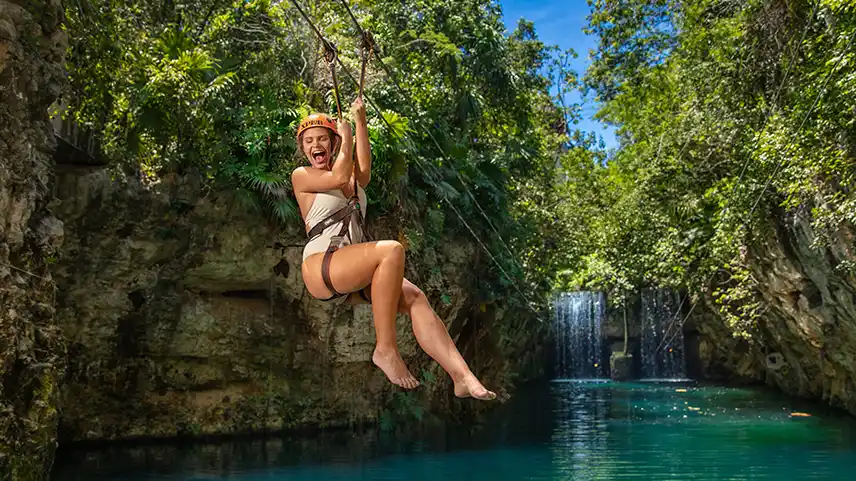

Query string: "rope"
[267, 275, 274, 429]
[0, 261, 50, 281]
[288, 0, 546, 321]
[288, 0, 343, 119]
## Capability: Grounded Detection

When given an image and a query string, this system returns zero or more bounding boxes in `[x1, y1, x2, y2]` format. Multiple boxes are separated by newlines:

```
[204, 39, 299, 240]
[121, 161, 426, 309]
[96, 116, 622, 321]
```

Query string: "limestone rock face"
[693, 217, 856, 415]
[0, 0, 67, 479]
[52, 169, 544, 442]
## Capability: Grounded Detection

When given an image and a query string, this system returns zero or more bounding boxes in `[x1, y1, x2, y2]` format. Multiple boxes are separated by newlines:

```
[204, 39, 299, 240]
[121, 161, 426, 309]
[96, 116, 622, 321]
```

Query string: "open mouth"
[311, 150, 327, 164]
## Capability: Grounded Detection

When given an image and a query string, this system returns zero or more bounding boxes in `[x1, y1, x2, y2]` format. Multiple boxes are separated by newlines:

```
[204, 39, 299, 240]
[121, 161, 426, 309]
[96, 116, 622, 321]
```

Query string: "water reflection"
[52, 382, 856, 480]
[549, 381, 613, 481]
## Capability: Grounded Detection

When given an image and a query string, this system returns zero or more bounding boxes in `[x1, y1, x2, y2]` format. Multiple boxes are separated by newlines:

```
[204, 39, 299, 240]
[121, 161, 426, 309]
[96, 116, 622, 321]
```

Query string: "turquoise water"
[52, 381, 856, 480]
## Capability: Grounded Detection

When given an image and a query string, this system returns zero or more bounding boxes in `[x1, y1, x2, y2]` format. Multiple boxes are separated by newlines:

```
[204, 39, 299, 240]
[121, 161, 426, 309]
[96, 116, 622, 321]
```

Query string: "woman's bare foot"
[372, 348, 420, 389]
[454, 374, 496, 400]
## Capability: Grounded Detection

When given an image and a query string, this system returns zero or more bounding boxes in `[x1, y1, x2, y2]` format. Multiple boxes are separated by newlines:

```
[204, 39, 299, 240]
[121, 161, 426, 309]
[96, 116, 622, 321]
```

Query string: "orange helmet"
[296, 113, 339, 141]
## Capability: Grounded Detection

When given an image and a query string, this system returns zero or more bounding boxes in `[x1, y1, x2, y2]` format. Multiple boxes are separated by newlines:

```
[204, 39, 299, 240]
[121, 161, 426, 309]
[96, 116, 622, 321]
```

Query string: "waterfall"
[552, 291, 605, 379]
[640, 288, 686, 379]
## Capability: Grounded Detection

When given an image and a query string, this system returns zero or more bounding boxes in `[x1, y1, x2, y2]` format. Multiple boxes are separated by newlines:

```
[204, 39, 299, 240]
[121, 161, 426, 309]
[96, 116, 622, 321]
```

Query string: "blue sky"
[499, 0, 617, 150]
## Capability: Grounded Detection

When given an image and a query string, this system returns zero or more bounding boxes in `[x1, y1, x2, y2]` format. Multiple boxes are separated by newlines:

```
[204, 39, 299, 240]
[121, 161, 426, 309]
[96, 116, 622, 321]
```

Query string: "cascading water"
[552, 291, 605, 379]
[640, 288, 686, 379]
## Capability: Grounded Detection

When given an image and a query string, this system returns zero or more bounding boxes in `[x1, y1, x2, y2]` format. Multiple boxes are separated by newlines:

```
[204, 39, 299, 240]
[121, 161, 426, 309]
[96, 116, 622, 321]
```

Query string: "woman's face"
[302, 127, 334, 169]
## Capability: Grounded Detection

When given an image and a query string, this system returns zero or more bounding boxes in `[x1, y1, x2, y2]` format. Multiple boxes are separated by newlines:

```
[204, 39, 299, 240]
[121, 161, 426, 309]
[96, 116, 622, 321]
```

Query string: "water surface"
[52, 381, 856, 480]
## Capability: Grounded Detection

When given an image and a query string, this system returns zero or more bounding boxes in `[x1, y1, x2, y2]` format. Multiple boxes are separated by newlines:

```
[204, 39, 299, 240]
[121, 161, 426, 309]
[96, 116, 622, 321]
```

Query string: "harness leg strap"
[321, 246, 344, 298]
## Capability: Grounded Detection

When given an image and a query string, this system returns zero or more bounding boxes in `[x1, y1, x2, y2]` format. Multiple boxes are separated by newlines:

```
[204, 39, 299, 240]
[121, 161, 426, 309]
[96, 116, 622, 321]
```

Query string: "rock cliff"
[692, 215, 856, 415]
[0, 0, 67, 478]
[51, 167, 546, 442]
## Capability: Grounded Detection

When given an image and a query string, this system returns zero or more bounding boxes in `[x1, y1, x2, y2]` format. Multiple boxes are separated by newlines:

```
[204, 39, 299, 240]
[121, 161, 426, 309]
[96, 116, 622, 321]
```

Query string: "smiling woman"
[290, 99, 496, 400]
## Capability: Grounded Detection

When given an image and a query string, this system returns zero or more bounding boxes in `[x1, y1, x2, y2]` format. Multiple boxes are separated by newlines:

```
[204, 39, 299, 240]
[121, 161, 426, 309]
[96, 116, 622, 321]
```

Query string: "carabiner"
[322, 39, 344, 120]
[358, 31, 375, 100]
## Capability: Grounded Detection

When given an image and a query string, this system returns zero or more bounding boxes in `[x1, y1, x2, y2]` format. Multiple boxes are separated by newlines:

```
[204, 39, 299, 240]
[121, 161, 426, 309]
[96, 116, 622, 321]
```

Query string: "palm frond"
[242, 171, 287, 197]
[434, 180, 460, 200]
[268, 197, 300, 225]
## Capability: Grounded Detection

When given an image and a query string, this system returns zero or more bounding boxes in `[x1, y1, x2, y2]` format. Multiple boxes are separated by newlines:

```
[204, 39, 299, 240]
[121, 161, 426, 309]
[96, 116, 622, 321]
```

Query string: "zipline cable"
[335, 0, 530, 282]
[727, 1, 821, 204]
[747, 30, 855, 219]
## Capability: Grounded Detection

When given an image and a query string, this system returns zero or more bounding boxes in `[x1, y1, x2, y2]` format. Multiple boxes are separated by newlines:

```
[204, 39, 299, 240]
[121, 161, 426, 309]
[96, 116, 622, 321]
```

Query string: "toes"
[473, 389, 495, 400]
[395, 376, 420, 389]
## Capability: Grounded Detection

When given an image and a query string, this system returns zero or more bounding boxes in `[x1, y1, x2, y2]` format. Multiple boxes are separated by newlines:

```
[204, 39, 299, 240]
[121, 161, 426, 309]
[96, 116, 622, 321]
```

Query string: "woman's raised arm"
[351, 98, 372, 188]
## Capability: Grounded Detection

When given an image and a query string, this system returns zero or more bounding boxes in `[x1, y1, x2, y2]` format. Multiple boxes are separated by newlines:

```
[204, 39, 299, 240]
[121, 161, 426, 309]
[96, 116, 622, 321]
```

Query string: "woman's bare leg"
[398, 279, 496, 400]
[302, 241, 419, 389]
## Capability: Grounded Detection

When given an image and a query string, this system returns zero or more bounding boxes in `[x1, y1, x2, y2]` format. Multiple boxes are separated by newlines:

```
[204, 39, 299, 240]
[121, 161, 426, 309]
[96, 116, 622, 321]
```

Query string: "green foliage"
[62, 0, 580, 323]
[557, 0, 856, 333]
[378, 368, 441, 432]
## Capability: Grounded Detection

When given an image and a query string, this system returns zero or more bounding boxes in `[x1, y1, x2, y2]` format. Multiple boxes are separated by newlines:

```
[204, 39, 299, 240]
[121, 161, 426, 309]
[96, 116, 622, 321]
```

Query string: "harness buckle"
[330, 235, 345, 248]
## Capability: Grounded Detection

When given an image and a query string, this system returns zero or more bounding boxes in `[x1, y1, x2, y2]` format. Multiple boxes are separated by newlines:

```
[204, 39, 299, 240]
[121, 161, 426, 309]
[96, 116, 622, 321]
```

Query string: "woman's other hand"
[337, 118, 353, 145]
[351, 98, 367, 122]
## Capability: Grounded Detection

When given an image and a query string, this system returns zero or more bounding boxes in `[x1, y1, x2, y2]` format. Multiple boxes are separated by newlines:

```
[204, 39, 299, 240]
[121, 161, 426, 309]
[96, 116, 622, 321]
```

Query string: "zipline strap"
[306, 200, 358, 240]
[314, 192, 364, 301]
[306, 186, 364, 240]
[323, 40, 344, 120]
[321, 246, 341, 297]
[305, 189, 365, 251]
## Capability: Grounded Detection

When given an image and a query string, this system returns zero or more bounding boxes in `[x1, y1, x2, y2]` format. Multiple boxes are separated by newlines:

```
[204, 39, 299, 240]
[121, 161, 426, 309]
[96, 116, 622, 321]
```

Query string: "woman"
[291, 98, 495, 400]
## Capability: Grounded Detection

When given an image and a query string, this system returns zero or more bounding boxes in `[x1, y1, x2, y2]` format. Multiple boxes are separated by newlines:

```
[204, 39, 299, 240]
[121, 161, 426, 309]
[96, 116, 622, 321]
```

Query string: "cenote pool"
[51, 381, 856, 480]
